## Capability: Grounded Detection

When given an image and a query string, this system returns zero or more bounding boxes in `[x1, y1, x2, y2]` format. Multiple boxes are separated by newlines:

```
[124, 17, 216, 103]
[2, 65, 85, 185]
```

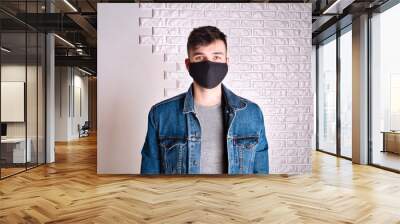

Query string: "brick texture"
[137, 3, 313, 174]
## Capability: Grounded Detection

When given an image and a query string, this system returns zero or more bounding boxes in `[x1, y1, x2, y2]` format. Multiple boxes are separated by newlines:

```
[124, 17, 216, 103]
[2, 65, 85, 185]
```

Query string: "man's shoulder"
[236, 96, 264, 122]
[239, 97, 262, 113]
[150, 92, 186, 112]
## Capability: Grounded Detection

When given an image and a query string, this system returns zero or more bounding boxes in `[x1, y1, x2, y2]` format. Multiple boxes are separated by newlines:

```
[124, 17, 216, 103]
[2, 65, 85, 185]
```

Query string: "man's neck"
[193, 82, 222, 107]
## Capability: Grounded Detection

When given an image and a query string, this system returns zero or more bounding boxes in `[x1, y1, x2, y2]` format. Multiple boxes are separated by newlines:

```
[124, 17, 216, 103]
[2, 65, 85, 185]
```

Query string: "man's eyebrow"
[192, 51, 225, 56]
[212, 52, 225, 55]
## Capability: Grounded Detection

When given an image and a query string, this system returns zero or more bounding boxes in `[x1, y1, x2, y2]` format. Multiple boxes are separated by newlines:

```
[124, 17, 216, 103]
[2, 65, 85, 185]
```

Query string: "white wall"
[1, 65, 42, 139]
[97, 4, 167, 174]
[1, 64, 46, 164]
[74, 72, 89, 137]
[55, 66, 89, 141]
[98, 3, 313, 174]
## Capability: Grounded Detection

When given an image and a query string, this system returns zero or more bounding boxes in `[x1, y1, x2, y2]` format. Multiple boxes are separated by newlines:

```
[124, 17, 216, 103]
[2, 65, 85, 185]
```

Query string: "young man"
[140, 26, 269, 174]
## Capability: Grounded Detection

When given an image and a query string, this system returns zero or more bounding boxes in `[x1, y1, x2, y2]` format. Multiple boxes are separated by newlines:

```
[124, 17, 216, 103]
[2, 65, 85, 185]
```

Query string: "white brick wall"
[137, 3, 313, 174]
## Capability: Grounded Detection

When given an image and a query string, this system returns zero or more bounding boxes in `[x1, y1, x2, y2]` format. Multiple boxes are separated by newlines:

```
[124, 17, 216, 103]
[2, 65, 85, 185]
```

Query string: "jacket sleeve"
[254, 106, 269, 174]
[140, 106, 161, 174]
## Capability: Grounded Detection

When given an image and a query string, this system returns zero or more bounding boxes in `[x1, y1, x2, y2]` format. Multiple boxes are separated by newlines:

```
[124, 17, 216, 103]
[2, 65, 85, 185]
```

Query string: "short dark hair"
[187, 26, 227, 56]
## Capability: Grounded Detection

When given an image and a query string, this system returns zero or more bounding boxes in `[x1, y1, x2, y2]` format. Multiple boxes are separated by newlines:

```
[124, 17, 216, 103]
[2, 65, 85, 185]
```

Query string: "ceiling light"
[1, 47, 11, 53]
[78, 67, 93, 76]
[63, 0, 78, 12]
[322, 0, 355, 15]
[54, 34, 75, 48]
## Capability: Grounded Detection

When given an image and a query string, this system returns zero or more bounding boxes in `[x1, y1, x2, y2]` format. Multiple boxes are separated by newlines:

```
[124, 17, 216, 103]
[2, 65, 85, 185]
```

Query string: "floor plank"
[0, 133, 399, 223]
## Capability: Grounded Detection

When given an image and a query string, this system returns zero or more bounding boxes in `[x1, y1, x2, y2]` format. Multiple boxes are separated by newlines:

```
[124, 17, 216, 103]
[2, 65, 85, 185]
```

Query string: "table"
[381, 131, 400, 154]
[1, 138, 32, 164]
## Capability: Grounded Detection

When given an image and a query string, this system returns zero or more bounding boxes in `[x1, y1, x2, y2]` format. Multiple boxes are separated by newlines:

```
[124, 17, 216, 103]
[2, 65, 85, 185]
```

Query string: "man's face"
[185, 39, 229, 69]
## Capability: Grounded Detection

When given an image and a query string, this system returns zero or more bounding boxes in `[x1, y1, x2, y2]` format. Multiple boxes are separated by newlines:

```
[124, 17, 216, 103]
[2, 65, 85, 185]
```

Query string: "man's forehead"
[192, 50, 225, 56]
[190, 46, 226, 55]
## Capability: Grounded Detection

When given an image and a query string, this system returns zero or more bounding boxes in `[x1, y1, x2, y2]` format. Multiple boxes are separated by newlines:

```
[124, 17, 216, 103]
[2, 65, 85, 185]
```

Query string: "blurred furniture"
[0, 138, 32, 166]
[381, 131, 400, 154]
[79, 121, 90, 138]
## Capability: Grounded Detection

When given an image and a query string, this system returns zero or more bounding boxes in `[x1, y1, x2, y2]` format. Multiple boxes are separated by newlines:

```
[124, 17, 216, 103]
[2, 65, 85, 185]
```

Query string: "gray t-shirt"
[194, 101, 225, 174]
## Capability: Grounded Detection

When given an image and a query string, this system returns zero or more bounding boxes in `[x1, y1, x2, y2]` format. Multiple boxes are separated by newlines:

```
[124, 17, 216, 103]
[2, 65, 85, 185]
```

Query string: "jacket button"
[193, 160, 197, 166]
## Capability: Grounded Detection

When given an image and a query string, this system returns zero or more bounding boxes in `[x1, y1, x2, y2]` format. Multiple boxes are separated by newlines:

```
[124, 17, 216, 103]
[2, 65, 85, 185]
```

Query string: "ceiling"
[0, 0, 394, 75]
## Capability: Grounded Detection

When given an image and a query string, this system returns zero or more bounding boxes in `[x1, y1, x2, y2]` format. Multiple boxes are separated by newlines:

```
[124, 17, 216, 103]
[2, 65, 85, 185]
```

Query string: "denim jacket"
[140, 83, 269, 174]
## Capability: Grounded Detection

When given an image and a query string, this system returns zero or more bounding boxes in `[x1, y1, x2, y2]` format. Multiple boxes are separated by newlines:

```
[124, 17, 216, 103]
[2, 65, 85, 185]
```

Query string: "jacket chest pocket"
[232, 135, 259, 174]
[159, 136, 188, 174]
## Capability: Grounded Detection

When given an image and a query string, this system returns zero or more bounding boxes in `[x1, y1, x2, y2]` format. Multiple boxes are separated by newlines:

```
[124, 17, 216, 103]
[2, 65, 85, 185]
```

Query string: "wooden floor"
[1, 134, 400, 223]
[0, 167, 26, 178]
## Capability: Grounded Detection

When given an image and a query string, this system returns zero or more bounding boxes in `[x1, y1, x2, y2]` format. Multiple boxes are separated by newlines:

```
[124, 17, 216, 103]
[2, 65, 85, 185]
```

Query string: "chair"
[78, 121, 90, 138]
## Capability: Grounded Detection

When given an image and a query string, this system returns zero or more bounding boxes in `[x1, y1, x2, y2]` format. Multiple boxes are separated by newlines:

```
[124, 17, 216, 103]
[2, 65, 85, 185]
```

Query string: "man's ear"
[185, 58, 190, 70]
[226, 56, 229, 64]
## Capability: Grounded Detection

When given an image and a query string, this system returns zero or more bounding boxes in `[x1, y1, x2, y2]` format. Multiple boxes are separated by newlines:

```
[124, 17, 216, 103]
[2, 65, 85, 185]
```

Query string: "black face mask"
[188, 60, 228, 89]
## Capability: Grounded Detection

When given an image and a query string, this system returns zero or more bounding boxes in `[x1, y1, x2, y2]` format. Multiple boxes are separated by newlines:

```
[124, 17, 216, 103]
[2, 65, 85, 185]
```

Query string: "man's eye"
[194, 56, 203, 61]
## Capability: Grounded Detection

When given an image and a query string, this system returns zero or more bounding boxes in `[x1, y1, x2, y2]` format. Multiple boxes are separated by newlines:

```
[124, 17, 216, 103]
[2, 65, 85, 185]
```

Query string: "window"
[370, 2, 400, 171]
[0, 1, 47, 179]
[317, 35, 337, 154]
[340, 27, 352, 158]
[316, 25, 353, 159]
